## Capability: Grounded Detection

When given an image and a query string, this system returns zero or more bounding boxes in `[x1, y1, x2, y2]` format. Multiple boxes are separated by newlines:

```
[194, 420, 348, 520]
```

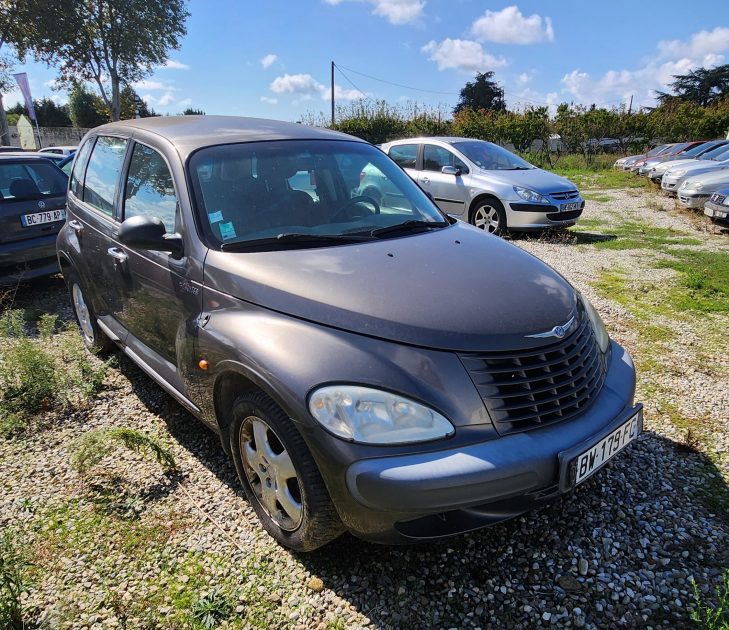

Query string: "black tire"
[229, 391, 343, 551]
[470, 197, 507, 236]
[67, 270, 114, 353]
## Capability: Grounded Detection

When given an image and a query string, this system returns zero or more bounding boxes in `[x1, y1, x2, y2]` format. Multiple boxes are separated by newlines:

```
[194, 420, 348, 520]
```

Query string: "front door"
[112, 141, 202, 386]
[417, 144, 470, 218]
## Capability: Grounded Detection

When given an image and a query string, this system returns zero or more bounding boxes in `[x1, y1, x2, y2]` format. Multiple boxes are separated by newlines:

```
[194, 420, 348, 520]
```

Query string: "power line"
[334, 65, 376, 104]
[334, 63, 456, 96]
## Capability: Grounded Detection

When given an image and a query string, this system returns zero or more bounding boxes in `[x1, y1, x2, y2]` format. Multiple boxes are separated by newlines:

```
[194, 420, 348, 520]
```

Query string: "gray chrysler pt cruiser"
[57, 116, 642, 551]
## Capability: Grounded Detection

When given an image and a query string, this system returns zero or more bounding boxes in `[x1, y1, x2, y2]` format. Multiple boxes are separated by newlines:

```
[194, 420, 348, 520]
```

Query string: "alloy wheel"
[240, 415, 303, 531]
[473, 205, 500, 233]
[72, 283, 94, 344]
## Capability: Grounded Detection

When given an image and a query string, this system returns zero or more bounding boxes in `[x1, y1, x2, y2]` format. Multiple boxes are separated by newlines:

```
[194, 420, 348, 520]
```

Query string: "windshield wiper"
[505, 166, 533, 170]
[369, 219, 448, 238]
[220, 232, 373, 251]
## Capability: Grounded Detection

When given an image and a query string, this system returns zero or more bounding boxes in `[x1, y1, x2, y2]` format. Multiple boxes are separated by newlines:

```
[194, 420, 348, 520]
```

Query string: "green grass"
[570, 220, 702, 251]
[656, 249, 729, 313]
[582, 192, 613, 203]
[550, 166, 652, 191]
[692, 570, 729, 629]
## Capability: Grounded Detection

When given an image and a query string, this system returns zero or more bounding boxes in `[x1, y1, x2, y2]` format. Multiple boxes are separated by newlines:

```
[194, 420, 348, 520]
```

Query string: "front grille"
[712, 194, 726, 204]
[549, 190, 580, 200]
[547, 209, 582, 221]
[459, 314, 606, 435]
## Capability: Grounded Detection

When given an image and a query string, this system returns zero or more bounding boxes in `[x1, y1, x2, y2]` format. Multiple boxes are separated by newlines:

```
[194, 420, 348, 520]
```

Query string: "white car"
[677, 169, 729, 208]
[662, 147, 729, 195]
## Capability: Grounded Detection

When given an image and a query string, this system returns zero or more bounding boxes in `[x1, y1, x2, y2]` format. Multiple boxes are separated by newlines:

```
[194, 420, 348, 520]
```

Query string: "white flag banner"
[13, 73, 36, 121]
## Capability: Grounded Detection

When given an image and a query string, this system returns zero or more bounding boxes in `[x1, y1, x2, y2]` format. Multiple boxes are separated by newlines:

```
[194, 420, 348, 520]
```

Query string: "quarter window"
[388, 144, 418, 169]
[423, 145, 469, 173]
[70, 138, 95, 198]
[83, 136, 128, 216]
[123, 144, 178, 233]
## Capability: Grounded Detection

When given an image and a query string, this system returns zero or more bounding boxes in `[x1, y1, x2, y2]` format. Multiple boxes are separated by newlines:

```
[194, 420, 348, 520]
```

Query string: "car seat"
[9, 178, 40, 199]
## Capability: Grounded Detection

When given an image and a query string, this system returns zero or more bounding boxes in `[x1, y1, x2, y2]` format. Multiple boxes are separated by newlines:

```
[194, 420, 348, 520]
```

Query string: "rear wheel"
[471, 198, 507, 236]
[230, 391, 343, 551]
[67, 270, 113, 352]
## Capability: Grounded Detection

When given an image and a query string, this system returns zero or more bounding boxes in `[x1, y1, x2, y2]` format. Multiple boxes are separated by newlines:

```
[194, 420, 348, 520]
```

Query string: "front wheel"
[471, 198, 507, 236]
[230, 391, 343, 551]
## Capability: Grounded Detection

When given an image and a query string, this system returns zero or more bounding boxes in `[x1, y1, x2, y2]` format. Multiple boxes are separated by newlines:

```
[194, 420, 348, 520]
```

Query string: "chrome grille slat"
[459, 313, 606, 434]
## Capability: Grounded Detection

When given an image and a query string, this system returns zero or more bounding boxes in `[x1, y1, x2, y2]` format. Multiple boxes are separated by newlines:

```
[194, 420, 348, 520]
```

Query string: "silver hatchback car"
[362, 137, 584, 235]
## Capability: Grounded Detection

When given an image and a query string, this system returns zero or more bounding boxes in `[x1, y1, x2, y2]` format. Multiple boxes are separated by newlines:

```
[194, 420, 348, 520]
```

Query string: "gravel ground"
[1, 187, 727, 629]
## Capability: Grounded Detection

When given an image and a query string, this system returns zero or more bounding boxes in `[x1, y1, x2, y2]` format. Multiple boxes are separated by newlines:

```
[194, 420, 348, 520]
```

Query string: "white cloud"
[133, 79, 179, 92]
[260, 96, 278, 104]
[421, 38, 507, 72]
[269, 73, 367, 101]
[324, 0, 424, 25]
[177, 98, 192, 107]
[516, 72, 531, 86]
[160, 59, 189, 70]
[471, 6, 554, 45]
[261, 53, 277, 69]
[157, 92, 176, 107]
[270, 73, 324, 95]
[656, 27, 729, 61]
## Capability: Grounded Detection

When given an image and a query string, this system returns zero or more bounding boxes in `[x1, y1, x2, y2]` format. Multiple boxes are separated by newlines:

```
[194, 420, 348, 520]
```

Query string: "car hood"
[683, 168, 729, 187]
[203, 222, 577, 352]
[676, 161, 729, 175]
[474, 168, 577, 194]
[659, 158, 697, 171]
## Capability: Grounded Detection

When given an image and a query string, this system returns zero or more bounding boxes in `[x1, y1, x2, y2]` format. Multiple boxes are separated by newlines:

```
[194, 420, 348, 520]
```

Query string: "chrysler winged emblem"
[525, 315, 575, 339]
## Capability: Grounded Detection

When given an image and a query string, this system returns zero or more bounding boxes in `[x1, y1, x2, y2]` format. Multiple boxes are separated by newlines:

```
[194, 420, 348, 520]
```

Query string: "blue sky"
[6, 0, 729, 121]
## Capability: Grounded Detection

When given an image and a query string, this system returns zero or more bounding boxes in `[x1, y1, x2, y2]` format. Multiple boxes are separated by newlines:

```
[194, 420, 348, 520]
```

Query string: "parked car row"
[615, 139, 729, 228]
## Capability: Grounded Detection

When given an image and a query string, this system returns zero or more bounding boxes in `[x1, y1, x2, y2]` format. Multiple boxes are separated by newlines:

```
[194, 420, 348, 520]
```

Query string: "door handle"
[68, 219, 83, 233]
[107, 247, 128, 265]
[421, 177, 430, 184]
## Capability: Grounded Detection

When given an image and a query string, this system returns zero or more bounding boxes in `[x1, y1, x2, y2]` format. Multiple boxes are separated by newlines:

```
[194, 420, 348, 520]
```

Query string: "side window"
[83, 136, 128, 216]
[388, 144, 418, 169]
[70, 138, 95, 198]
[423, 145, 469, 173]
[123, 144, 178, 233]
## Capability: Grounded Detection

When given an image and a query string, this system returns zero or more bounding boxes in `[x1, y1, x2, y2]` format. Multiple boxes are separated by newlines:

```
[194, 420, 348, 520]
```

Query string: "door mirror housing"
[441, 165, 460, 176]
[118, 215, 183, 258]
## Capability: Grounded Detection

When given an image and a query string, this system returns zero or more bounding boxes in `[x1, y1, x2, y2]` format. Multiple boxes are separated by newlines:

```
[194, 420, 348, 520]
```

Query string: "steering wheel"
[331, 195, 381, 222]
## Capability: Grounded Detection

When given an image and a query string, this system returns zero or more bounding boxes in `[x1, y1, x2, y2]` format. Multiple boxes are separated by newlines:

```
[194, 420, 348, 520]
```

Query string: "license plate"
[561, 202, 579, 212]
[573, 412, 641, 485]
[715, 209, 728, 218]
[21, 209, 66, 227]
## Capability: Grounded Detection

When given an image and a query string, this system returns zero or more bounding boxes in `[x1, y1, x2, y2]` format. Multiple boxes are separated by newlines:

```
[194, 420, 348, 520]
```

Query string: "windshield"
[646, 145, 669, 157]
[450, 140, 533, 170]
[670, 142, 691, 154]
[680, 143, 709, 157]
[0, 160, 67, 203]
[708, 146, 729, 161]
[188, 140, 447, 249]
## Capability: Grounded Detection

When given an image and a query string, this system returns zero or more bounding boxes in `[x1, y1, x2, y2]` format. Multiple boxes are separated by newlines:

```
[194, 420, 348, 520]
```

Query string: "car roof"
[40, 145, 76, 151]
[90, 115, 363, 159]
[0, 153, 61, 161]
[388, 136, 486, 145]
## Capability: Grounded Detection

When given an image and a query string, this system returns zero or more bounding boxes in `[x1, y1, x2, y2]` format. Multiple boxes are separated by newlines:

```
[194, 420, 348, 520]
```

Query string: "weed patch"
[0, 531, 38, 629]
[655, 250, 729, 313]
[692, 570, 729, 629]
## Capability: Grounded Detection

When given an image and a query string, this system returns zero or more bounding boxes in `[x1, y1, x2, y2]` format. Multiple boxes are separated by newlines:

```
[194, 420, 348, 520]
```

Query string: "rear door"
[417, 144, 470, 217]
[0, 158, 67, 246]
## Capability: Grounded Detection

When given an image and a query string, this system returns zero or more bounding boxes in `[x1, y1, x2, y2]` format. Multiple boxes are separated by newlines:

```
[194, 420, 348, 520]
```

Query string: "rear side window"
[123, 144, 178, 233]
[70, 138, 95, 198]
[388, 144, 418, 169]
[0, 161, 67, 203]
[83, 136, 128, 216]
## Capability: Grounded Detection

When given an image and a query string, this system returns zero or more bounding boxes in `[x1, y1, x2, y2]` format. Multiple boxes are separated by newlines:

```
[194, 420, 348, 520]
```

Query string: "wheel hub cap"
[240, 416, 303, 531]
[474, 206, 500, 233]
[72, 283, 94, 342]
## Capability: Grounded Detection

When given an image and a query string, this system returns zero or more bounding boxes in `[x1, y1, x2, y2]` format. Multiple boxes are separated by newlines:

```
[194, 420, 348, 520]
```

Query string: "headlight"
[308, 385, 455, 444]
[513, 186, 549, 204]
[579, 294, 610, 354]
[694, 182, 703, 190]
[680, 180, 691, 189]
[672, 169, 686, 177]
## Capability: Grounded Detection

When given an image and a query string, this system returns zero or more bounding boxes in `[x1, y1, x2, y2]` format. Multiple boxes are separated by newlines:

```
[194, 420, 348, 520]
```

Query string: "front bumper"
[661, 177, 681, 194]
[318, 340, 638, 543]
[704, 200, 729, 224]
[0, 233, 60, 286]
[678, 191, 710, 208]
[505, 200, 585, 231]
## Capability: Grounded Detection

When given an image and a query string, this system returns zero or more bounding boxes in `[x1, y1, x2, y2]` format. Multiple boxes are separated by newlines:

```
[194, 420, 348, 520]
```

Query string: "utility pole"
[330, 61, 335, 128]
[628, 94, 633, 115]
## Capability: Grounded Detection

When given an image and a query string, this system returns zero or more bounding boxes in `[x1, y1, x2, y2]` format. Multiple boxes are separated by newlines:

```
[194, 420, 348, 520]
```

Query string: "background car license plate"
[574, 413, 641, 485]
[561, 202, 579, 212]
[21, 209, 66, 227]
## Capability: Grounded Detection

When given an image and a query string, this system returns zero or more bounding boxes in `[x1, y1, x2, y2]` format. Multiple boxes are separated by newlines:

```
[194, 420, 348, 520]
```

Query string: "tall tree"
[453, 72, 506, 115]
[26, 0, 188, 121]
[656, 65, 729, 107]
[68, 84, 108, 128]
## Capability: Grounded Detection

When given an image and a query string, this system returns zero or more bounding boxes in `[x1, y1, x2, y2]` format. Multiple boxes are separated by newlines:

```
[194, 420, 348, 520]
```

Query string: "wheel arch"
[468, 192, 504, 222]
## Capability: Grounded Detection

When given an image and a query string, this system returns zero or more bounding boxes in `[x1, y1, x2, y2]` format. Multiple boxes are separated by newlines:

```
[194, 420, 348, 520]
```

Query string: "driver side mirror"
[118, 215, 184, 258]
[441, 165, 460, 176]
